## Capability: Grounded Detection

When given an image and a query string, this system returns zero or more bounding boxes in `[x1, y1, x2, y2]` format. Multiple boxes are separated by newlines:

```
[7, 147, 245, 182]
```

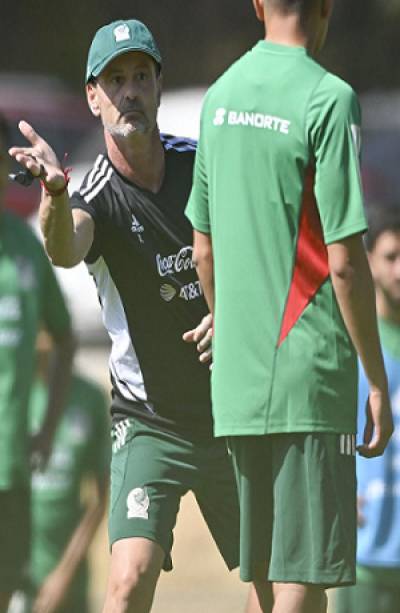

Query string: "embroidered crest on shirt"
[127, 487, 150, 519]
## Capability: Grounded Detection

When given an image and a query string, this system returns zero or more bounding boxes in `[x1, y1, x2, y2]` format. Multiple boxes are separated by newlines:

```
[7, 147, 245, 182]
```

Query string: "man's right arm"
[9, 120, 94, 268]
[40, 194, 94, 268]
[328, 234, 393, 457]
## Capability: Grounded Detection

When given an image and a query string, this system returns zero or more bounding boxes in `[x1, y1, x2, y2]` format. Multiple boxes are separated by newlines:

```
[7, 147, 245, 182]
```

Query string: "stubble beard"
[104, 122, 138, 138]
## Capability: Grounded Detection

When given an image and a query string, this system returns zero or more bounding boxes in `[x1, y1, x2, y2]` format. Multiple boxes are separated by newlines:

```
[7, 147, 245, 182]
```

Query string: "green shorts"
[109, 417, 239, 571]
[228, 433, 356, 587]
[0, 488, 30, 592]
[335, 565, 400, 613]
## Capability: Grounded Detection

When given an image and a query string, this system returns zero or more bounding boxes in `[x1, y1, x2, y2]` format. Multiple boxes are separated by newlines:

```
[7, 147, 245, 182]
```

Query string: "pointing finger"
[18, 120, 43, 147]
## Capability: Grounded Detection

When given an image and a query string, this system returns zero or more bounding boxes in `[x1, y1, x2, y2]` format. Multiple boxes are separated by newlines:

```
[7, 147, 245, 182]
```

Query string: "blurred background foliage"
[3, 0, 400, 93]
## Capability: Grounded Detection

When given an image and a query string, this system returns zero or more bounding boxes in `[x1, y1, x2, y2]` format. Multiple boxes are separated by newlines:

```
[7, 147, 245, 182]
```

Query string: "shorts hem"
[110, 530, 168, 552]
[239, 568, 355, 588]
[223, 558, 239, 572]
[110, 531, 172, 571]
[215, 426, 357, 436]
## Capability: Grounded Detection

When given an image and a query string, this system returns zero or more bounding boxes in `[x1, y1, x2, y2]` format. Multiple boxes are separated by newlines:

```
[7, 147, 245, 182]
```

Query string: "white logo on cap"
[114, 24, 131, 43]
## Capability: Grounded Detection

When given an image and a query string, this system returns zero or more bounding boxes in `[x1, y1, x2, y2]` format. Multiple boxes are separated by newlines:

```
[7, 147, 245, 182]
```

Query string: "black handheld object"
[9, 169, 37, 187]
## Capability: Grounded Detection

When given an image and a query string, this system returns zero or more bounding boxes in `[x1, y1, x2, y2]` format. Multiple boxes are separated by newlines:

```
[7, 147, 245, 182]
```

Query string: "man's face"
[369, 230, 400, 310]
[86, 51, 161, 138]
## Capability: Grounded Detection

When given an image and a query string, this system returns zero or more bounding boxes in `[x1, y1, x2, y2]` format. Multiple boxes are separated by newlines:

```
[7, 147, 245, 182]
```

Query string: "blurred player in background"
[186, 0, 393, 612]
[16, 330, 109, 613]
[335, 204, 400, 613]
[0, 113, 73, 613]
[9, 19, 242, 613]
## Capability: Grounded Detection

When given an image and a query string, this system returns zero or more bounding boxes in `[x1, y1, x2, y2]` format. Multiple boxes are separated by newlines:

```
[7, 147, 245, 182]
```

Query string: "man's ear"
[156, 73, 163, 109]
[252, 0, 265, 22]
[86, 83, 100, 117]
[367, 250, 377, 279]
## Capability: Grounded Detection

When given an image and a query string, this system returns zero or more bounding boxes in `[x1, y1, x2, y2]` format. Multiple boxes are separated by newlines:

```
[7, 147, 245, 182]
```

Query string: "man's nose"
[124, 79, 139, 100]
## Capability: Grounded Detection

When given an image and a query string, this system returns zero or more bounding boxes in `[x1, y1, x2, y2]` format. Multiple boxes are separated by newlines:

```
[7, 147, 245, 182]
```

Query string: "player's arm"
[192, 230, 215, 314]
[328, 234, 393, 457]
[31, 329, 75, 471]
[9, 121, 94, 268]
[31, 255, 75, 469]
[32, 474, 108, 613]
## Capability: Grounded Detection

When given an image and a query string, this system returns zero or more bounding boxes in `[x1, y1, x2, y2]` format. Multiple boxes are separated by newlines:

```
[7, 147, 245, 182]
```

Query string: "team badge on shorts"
[127, 487, 150, 520]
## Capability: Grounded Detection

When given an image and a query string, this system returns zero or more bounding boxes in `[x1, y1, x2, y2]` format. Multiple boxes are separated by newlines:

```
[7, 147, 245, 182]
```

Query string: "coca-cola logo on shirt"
[156, 246, 195, 277]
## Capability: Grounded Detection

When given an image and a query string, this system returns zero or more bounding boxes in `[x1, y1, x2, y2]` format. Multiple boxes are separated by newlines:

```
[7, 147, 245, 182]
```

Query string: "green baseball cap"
[86, 19, 162, 83]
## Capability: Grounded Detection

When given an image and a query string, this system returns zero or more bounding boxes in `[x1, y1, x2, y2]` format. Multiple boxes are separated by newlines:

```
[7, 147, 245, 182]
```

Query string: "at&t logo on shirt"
[212, 107, 291, 134]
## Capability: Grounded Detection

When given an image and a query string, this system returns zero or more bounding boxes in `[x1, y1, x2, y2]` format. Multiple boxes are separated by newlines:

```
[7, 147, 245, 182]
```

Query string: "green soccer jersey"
[29, 374, 110, 589]
[0, 212, 71, 488]
[186, 41, 367, 436]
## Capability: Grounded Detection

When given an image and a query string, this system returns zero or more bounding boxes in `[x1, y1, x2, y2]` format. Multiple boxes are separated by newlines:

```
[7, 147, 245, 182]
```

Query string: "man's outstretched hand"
[9, 121, 66, 192]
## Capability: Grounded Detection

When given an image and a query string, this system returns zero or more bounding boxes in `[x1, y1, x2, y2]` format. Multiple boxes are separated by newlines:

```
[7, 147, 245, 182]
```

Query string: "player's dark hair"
[365, 204, 400, 252]
[265, 0, 316, 17]
[0, 113, 10, 149]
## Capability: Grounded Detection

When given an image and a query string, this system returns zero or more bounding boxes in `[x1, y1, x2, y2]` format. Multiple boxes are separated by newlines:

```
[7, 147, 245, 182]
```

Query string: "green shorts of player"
[109, 417, 240, 571]
[0, 488, 30, 593]
[228, 433, 357, 587]
[334, 565, 400, 613]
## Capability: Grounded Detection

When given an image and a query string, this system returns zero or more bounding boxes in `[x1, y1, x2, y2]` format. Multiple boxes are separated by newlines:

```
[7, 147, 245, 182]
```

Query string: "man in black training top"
[9, 19, 242, 613]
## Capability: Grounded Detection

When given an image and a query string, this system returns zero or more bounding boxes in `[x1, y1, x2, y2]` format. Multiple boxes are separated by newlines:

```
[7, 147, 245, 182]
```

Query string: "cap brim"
[87, 46, 161, 83]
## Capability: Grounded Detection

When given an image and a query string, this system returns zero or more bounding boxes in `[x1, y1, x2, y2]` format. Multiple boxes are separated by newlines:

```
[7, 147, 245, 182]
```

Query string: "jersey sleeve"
[70, 191, 101, 263]
[308, 74, 368, 244]
[38, 243, 71, 339]
[70, 190, 98, 222]
[185, 109, 211, 234]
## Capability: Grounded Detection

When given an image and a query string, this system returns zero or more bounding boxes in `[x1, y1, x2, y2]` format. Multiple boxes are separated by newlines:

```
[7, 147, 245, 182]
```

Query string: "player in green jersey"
[0, 115, 73, 613]
[186, 1, 393, 612]
[22, 331, 109, 613]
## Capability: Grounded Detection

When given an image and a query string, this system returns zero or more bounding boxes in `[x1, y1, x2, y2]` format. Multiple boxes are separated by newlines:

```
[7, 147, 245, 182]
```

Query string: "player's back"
[193, 40, 366, 436]
[202, 41, 332, 311]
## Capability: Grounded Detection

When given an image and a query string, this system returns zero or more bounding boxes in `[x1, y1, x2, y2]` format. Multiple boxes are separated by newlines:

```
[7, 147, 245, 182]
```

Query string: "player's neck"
[376, 292, 400, 327]
[106, 128, 165, 194]
[264, 14, 308, 50]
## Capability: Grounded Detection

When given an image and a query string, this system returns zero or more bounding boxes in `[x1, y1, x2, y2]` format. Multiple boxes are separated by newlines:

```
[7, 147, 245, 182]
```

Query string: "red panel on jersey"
[278, 166, 329, 346]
